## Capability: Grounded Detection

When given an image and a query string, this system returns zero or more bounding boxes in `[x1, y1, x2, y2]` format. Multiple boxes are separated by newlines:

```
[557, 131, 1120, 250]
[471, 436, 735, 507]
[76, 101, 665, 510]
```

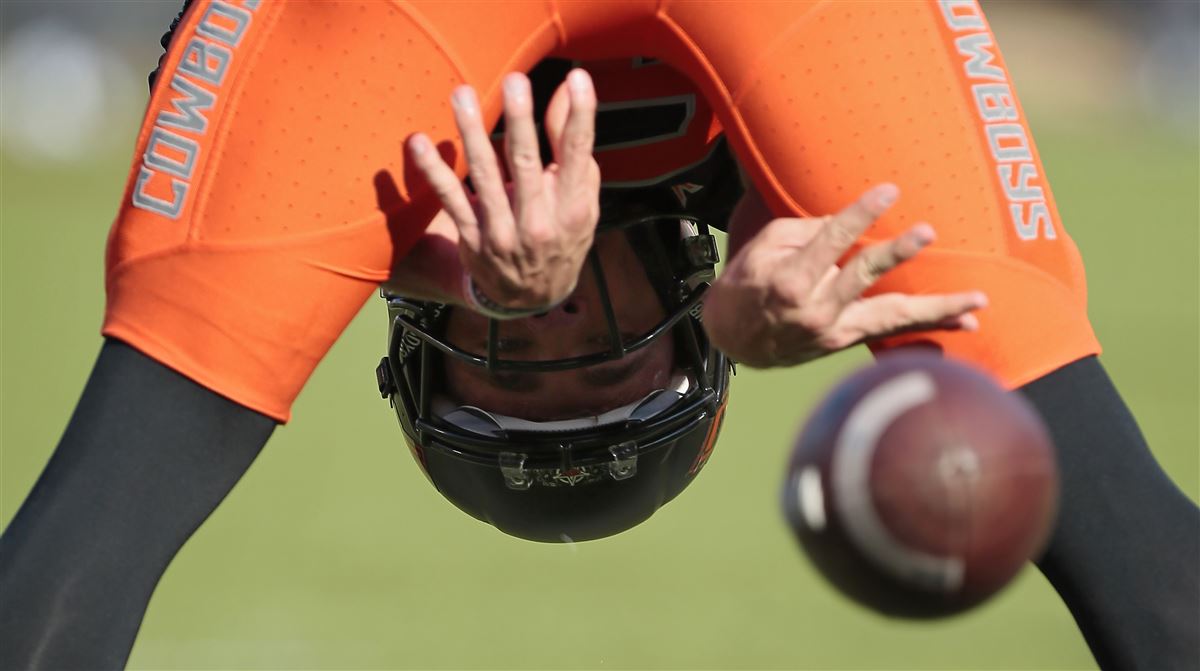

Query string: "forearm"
[0, 339, 274, 669]
[384, 210, 468, 305]
[725, 167, 777, 261]
[1023, 356, 1199, 670]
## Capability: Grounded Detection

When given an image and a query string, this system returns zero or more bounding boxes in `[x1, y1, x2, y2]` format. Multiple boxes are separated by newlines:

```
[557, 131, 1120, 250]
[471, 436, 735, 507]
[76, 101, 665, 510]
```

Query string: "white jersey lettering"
[132, 0, 260, 220]
[939, 0, 1055, 241]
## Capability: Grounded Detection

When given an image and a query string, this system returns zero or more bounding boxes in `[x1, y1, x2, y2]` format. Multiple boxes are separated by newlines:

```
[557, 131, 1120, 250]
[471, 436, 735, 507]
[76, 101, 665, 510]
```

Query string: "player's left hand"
[703, 183, 989, 368]
[407, 69, 601, 315]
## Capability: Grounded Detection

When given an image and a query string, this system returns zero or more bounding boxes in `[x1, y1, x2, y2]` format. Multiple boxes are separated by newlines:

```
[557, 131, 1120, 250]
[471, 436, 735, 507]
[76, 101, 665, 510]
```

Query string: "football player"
[1, 0, 1196, 668]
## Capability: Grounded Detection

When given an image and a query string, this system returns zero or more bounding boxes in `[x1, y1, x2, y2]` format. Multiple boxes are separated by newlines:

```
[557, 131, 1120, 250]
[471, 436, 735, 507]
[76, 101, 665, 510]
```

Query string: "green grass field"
[2, 36, 1197, 671]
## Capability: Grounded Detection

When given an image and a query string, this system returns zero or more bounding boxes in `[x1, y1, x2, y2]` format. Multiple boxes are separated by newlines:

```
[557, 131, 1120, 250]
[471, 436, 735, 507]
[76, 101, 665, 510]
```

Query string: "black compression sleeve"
[1021, 356, 1199, 670]
[0, 339, 275, 670]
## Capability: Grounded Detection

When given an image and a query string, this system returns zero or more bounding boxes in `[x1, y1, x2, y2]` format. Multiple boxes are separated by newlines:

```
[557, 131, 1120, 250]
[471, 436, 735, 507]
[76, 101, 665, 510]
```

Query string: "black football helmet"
[375, 59, 741, 542]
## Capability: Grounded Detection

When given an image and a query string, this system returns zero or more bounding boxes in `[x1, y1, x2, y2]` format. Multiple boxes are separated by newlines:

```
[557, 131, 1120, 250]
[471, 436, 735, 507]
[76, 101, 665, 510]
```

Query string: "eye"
[586, 331, 640, 350]
[487, 371, 540, 393]
[496, 339, 518, 352]
[480, 338, 533, 354]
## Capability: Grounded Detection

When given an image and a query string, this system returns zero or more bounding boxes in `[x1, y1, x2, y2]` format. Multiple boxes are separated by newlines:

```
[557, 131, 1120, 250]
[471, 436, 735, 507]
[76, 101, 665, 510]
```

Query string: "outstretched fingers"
[800, 183, 899, 282]
[828, 222, 935, 305]
[546, 69, 598, 192]
[408, 133, 480, 250]
[834, 290, 989, 347]
[500, 73, 545, 222]
[451, 85, 515, 249]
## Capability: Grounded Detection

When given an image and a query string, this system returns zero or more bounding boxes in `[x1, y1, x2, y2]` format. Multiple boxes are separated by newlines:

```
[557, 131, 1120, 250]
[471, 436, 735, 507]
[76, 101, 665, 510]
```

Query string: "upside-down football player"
[1, 1, 1196, 669]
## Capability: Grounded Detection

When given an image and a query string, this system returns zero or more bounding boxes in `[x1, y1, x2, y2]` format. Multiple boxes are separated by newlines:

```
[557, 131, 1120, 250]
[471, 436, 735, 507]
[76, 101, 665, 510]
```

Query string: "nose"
[525, 295, 588, 332]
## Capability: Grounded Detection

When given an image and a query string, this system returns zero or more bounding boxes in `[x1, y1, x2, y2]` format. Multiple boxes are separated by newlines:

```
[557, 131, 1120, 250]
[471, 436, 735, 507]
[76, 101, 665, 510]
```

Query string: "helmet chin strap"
[433, 374, 691, 437]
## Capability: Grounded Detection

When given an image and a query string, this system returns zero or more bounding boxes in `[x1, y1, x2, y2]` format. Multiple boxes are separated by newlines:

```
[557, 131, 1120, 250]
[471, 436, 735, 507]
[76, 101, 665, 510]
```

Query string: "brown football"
[781, 352, 1059, 617]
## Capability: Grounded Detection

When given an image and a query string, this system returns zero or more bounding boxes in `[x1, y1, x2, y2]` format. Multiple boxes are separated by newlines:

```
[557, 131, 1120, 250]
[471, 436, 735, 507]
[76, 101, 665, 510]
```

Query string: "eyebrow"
[485, 337, 534, 354]
[472, 329, 634, 360]
[465, 327, 648, 392]
[470, 350, 647, 395]
[481, 370, 542, 393]
[578, 356, 643, 389]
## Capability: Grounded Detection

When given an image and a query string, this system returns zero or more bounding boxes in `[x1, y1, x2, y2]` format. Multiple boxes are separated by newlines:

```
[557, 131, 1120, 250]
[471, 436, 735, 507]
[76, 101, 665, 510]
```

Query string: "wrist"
[462, 273, 563, 321]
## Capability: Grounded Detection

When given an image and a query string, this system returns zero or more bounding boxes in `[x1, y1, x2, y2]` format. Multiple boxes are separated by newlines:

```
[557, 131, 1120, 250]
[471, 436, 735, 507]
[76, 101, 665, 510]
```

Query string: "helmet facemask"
[376, 57, 742, 541]
[377, 212, 731, 542]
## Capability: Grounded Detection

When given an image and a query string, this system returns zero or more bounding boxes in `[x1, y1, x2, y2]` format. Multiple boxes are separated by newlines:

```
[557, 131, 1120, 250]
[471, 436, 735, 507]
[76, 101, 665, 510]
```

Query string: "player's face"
[442, 229, 675, 421]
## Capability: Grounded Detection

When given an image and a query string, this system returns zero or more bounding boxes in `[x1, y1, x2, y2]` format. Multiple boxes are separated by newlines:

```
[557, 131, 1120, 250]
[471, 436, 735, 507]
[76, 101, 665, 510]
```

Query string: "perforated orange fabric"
[104, 0, 1097, 421]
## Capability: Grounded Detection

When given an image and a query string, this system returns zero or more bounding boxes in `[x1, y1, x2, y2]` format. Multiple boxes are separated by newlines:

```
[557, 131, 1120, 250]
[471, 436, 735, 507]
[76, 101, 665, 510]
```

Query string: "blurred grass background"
[1, 2, 1196, 669]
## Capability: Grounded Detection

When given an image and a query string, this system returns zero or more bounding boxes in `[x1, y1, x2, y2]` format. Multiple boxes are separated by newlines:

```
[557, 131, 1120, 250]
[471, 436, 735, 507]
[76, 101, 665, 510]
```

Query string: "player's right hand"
[702, 184, 989, 368]
[407, 69, 601, 315]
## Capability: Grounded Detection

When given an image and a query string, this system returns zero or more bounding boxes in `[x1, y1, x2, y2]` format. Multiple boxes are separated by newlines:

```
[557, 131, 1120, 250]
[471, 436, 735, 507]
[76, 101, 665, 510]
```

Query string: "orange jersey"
[105, 0, 1098, 421]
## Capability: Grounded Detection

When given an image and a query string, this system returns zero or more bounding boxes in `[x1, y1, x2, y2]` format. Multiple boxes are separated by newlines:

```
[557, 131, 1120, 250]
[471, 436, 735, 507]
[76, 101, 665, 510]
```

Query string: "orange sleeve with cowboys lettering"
[104, 0, 1096, 422]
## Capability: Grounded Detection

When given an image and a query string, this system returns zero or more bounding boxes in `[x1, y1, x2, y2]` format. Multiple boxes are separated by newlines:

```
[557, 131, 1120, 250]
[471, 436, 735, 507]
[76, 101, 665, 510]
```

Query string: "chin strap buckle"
[500, 452, 532, 490]
[608, 441, 638, 481]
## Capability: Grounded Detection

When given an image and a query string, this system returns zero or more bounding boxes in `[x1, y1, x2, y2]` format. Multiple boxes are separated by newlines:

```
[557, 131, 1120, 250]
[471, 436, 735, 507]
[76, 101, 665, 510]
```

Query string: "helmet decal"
[671, 182, 704, 207]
